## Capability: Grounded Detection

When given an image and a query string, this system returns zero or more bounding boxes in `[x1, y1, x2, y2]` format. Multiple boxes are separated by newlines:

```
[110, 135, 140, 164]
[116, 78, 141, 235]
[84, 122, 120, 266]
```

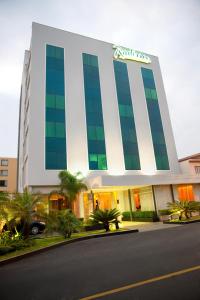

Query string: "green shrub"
[122, 211, 157, 221]
[0, 230, 33, 250]
[134, 211, 156, 218]
[9, 239, 34, 250]
[0, 246, 15, 255]
[46, 209, 81, 238]
[0, 230, 35, 254]
[158, 209, 172, 216]
[0, 231, 12, 246]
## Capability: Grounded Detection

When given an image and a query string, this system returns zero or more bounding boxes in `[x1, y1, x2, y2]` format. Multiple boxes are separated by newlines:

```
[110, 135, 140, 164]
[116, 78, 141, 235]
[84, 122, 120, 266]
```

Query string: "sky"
[0, 0, 199, 159]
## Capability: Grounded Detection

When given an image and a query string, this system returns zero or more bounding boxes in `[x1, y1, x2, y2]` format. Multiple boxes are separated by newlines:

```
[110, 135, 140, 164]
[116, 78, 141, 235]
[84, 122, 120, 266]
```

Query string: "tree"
[0, 191, 10, 203]
[167, 200, 200, 220]
[0, 189, 43, 239]
[0, 192, 16, 233]
[45, 209, 81, 238]
[58, 171, 88, 209]
[0, 192, 10, 217]
[90, 208, 121, 232]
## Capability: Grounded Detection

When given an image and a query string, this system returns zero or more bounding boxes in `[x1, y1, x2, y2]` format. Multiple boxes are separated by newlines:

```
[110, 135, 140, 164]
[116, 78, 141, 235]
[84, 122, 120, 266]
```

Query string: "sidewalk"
[121, 221, 180, 232]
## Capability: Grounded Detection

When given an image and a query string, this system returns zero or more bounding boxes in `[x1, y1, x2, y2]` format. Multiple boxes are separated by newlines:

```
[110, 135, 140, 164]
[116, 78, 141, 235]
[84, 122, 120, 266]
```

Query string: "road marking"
[79, 264, 200, 300]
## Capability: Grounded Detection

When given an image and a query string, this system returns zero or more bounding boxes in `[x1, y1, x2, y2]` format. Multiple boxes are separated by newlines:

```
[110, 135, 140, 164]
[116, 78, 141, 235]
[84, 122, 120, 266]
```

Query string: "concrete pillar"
[79, 192, 84, 219]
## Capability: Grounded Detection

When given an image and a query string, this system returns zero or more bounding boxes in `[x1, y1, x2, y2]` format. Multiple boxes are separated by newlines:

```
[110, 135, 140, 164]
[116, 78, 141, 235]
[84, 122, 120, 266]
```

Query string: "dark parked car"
[2, 221, 46, 235]
[30, 221, 46, 235]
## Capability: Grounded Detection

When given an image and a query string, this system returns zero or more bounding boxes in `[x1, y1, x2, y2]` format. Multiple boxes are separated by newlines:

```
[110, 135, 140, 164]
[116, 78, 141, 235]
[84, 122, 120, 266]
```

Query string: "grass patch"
[0, 228, 125, 261]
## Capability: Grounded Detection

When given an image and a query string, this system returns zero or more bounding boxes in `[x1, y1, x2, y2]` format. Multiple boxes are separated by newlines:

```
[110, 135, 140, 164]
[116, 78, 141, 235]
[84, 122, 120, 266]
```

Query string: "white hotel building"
[18, 23, 200, 218]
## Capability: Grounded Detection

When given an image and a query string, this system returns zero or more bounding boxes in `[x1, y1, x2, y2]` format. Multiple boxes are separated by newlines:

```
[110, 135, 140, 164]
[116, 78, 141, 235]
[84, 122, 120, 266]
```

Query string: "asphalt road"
[1, 223, 200, 300]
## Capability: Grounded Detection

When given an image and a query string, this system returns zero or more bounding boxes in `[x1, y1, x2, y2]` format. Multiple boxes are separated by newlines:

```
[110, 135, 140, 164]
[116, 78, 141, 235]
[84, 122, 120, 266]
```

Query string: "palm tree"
[1, 189, 43, 239]
[58, 170, 88, 210]
[90, 208, 121, 232]
[0, 192, 14, 232]
[168, 200, 200, 220]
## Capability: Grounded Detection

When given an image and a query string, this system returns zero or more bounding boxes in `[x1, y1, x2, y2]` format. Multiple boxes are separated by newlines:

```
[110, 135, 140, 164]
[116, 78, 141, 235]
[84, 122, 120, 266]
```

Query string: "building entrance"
[83, 192, 113, 219]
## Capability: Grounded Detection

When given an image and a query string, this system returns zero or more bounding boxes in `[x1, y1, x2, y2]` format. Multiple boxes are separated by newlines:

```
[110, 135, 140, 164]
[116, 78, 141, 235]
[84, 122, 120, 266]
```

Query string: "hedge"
[158, 209, 172, 216]
[122, 211, 159, 222]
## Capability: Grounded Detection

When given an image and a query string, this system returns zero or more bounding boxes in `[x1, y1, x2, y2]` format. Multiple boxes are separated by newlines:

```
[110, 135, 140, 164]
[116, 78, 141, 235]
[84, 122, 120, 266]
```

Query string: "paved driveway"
[0, 223, 200, 300]
[122, 220, 180, 232]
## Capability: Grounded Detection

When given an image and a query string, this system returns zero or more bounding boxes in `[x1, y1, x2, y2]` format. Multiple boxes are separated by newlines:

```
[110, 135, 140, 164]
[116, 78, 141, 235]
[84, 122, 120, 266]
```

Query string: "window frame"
[0, 170, 8, 176]
[0, 180, 8, 187]
[1, 160, 8, 166]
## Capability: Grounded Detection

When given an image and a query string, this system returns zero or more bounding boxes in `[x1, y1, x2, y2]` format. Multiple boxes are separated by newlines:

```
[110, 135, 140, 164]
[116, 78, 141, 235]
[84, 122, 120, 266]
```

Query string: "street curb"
[0, 229, 138, 266]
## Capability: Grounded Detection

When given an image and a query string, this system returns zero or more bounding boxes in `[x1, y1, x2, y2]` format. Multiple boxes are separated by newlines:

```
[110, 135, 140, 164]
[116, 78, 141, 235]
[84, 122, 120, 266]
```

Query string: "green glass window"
[88, 126, 105, 140]
[113, 60, 140, 170]
[141, 68, 169, 170]
[45, 45, 66, 170]
[119, 104, 133, 117]
[46, 122, 56, 137]
[82, 53, 107, 170]
[89, 154, 107, 170]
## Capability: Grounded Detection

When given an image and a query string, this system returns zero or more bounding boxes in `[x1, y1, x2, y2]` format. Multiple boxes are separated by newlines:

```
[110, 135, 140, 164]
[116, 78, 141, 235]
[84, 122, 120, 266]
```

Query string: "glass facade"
[45, 45, 66, 169]
[141, 68, 169, 170]
[82, 53, 107, 170]
[113, 60, 140, 170]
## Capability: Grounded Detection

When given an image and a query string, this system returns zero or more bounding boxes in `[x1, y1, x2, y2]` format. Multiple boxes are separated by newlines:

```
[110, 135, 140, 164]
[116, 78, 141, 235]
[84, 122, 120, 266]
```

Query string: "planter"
[164, 219, 200, 225]
[159, 215, 171, 222]
[84, 224, 104, 231]
[159, 214, 180, 222]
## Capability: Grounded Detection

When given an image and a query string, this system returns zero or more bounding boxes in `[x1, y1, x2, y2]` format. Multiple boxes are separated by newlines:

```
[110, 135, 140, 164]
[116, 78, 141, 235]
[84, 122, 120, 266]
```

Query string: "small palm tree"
[58, 170, 88, 209]
[1, 189, 43, 239]
[90, 208, 121, 232]
[45, 209, 81, 238]
[168, 200, 200, 220]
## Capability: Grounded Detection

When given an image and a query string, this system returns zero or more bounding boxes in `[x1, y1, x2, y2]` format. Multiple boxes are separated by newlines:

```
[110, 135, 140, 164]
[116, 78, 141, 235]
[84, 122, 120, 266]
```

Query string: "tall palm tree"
[1, 189, 43, 239]
[58, 170, 88, 210]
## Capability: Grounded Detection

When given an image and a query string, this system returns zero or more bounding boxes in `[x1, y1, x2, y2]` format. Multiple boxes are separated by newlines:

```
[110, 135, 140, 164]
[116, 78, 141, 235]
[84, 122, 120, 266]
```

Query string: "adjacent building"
[179, 153, 200, 177]
[17, 22, 200, 218]
[0, 157, 17, 193]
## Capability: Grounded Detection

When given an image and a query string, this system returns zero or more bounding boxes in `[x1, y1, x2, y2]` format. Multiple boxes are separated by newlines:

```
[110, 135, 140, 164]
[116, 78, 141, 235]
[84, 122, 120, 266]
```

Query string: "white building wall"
[19, 22, 181, 191]
[152, 61, 180, 174]
[154, 185, 173, 210]
[123, 191, 131, 211]
[18, 50, 31, 192]
[179, 161, 190, 175]
[193, 184, 200, 202]
[116, 191, 126, 212]
[139, 187, 155, 211]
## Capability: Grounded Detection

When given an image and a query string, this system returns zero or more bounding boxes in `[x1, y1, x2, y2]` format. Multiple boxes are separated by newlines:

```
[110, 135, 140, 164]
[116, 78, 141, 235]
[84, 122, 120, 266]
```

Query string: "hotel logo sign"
[113, 45, 151, 64]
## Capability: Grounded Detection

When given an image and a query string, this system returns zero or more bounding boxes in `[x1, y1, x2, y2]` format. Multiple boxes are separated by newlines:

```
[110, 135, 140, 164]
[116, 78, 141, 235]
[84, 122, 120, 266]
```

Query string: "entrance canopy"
[85, 174, 200, 189]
